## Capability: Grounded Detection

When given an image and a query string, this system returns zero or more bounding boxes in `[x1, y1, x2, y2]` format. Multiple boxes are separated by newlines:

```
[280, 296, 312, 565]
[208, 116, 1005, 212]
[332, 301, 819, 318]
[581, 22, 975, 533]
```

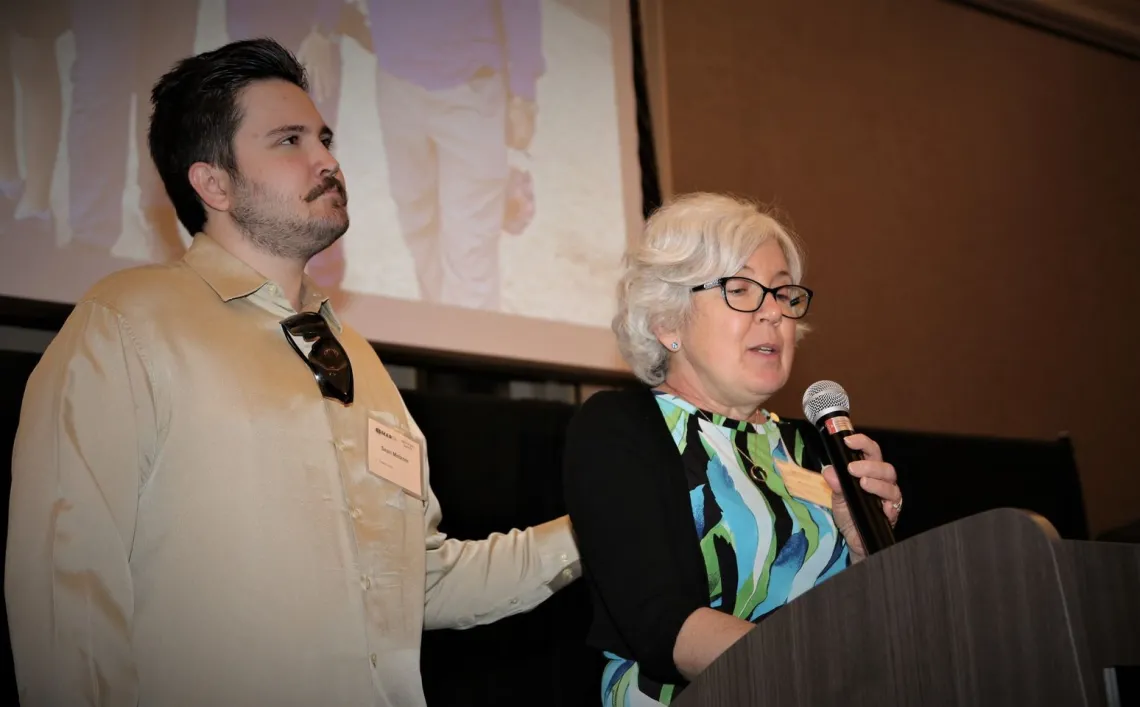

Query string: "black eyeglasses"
[281, 312, 354, 404]
[691, 277, 814, 319]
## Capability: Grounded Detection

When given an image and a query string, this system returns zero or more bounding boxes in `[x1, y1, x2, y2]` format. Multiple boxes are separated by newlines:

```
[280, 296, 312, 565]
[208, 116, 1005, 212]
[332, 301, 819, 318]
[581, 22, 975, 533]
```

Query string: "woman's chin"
[741, 371, 790, 402]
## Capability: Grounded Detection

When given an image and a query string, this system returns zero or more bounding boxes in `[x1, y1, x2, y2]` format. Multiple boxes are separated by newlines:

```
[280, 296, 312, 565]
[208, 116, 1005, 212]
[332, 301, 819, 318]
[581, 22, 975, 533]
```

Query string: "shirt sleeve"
[407, 413, 581, 630]
[5, 300, 157, 707]
[499, 0, 545, 100]
[562, 392, 702, 685]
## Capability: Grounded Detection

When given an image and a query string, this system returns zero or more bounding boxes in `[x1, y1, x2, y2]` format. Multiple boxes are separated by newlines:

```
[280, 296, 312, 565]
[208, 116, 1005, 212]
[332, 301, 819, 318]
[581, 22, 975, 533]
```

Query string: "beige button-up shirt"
[5, 235, 580, 706]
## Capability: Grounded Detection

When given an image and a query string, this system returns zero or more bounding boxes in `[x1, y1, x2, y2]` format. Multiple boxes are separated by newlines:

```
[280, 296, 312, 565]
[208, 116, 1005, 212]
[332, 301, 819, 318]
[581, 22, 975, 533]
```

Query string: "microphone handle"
[815, 411, 896, 556]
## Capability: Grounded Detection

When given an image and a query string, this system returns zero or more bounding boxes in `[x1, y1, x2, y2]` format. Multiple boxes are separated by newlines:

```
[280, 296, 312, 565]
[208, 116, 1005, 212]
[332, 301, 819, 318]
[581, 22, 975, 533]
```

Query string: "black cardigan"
[562, 387, 710, 688]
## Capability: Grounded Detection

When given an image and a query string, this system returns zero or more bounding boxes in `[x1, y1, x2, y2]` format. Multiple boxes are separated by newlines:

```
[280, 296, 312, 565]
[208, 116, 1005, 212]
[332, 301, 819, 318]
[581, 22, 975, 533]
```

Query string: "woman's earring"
[670, 342, 680, 351]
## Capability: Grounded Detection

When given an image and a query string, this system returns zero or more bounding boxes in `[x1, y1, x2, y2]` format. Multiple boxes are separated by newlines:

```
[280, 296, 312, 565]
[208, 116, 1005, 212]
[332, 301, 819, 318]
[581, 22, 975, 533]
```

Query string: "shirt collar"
[182, 233, 342, 332]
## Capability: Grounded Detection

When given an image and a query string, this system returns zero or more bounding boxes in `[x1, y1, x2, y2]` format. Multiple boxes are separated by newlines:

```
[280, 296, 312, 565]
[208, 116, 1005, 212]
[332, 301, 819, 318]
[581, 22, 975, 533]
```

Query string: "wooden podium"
[673, 509, 1140, 707]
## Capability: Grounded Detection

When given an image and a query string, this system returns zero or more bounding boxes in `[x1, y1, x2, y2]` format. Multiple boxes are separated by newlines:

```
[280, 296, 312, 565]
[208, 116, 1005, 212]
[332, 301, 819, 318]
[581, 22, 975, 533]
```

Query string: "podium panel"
[673, 509, 1140, 707]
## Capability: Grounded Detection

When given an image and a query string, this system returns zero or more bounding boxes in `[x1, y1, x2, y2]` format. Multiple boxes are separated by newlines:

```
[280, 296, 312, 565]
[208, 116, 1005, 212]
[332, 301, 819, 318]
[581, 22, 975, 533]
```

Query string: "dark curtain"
[405, 391, 602, 706]
[0, 350, 35, 707]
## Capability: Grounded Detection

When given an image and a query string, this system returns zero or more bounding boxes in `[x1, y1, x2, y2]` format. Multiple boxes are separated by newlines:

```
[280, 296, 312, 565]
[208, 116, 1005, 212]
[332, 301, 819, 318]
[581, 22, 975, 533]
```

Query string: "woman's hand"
[821, 434, 902, 560]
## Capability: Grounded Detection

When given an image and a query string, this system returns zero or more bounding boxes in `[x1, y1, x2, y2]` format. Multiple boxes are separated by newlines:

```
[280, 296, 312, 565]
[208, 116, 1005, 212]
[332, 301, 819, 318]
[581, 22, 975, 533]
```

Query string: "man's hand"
[507, 96, 538, 151]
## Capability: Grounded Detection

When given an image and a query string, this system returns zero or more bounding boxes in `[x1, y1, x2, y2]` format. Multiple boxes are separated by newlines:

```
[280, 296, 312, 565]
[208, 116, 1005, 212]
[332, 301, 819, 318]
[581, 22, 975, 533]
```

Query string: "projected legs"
[376, 69, 445, 303]
[375, 69, 510, 310]
[11, 36, 62, 225]
[365, 0, 543, 312]
[67, 0, 197, 258]
[0, 1, 65, 242]
[433, 72, 509, 310]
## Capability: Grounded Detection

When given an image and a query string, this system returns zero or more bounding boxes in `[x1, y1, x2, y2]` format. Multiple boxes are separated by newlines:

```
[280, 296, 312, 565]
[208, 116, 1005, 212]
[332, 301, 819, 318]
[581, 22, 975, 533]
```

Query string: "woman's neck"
[656, 378, 765, 423]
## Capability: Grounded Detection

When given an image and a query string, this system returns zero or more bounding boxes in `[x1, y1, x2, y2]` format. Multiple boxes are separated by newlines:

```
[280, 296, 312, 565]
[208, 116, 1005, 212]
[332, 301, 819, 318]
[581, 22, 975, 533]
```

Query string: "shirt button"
[510, 598, 519, 605]
[559, 553, 568, 563]
[333, 440, 346, 451]
[361, 575, 372, 590]
[561, 568, 574, 581]
[370, 653, 377, 667]
[350, 507, 363, 520]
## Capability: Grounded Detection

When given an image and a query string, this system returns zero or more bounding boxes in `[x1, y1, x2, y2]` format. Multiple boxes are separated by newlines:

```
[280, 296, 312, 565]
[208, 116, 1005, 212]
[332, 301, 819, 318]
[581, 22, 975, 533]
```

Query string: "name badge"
[367, 418, 423, 499]
[775, 459, 833, 509]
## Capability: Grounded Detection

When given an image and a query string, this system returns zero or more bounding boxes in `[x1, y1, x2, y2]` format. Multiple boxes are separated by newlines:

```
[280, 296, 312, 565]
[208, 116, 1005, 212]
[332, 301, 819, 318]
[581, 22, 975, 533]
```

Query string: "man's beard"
[230, 174, 349, 261]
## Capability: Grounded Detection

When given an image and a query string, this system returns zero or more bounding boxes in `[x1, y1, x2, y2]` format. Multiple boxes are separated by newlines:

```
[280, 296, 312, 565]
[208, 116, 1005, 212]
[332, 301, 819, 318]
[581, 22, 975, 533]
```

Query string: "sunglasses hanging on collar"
[281, 312, 354, 405]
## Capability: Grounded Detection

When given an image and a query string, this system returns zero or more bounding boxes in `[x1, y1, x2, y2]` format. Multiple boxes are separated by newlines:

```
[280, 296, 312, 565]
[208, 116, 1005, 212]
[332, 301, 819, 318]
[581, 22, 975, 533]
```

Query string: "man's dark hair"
[148, 38, 309, 236]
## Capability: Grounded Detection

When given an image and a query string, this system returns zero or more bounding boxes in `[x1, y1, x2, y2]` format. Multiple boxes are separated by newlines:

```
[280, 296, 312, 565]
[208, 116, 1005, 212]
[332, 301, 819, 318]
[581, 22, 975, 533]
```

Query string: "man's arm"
[405, 415, 579, 630]
[5, 300, 156, 706]
[422, 507, 579, 630]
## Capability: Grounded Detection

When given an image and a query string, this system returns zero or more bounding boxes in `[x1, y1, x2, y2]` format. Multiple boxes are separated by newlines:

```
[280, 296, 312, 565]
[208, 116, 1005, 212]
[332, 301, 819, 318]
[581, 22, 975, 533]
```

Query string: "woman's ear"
[652, 324, 681, 352]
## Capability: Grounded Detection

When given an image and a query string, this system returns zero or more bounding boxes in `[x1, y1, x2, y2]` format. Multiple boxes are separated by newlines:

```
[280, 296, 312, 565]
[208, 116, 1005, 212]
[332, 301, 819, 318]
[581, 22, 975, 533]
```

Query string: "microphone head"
[802, 380, 851, 425]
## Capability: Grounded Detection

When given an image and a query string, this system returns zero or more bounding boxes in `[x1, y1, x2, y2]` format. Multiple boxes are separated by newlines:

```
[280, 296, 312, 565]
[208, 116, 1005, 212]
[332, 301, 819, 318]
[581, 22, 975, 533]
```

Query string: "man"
[5, 38, 579, 706]
[368, 0, 543, 310]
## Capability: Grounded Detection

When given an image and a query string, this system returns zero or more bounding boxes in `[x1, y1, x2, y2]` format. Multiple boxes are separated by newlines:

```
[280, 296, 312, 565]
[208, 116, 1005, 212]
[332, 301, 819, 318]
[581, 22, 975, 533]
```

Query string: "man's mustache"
[304, 176, 347, 203]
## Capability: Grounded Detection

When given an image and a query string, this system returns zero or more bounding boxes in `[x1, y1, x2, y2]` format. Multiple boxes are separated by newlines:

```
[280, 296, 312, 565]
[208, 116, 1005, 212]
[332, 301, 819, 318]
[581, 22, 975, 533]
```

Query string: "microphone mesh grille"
[802, 380, 851, 425]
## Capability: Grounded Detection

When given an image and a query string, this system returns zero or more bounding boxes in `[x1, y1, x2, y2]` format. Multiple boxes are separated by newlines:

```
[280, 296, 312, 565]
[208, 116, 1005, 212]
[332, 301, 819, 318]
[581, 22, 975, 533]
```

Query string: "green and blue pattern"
[602, 393, 849, 706]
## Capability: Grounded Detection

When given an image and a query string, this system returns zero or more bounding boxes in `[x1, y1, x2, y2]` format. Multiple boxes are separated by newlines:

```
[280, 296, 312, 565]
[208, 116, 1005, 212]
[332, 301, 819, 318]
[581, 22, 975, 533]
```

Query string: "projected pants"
[376, 67, 509, 311]
[68, 0, 199, 258]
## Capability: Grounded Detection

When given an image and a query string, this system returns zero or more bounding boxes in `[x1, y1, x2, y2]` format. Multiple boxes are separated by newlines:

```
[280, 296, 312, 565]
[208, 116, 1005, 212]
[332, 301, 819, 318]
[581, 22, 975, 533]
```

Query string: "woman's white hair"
[613, 191, 810, 386]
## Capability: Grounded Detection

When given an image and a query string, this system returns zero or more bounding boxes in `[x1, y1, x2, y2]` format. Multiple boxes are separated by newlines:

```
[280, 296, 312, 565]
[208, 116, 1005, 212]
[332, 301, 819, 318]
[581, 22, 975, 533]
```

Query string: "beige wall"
[648, 0, 1140, 535]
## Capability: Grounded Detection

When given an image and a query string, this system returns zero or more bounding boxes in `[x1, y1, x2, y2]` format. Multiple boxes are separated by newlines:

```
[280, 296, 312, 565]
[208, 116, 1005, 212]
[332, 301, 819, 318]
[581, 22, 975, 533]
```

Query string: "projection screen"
[0, 0, 643, 375]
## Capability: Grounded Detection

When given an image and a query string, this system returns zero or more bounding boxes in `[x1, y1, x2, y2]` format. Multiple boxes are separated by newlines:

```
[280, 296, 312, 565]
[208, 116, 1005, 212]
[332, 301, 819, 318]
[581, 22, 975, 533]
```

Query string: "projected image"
[0, 0, 633, 331]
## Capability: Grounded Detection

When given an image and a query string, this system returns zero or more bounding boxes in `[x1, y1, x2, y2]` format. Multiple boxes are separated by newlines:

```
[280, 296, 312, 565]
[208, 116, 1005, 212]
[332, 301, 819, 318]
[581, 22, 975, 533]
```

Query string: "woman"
[563, 192, 903, 706]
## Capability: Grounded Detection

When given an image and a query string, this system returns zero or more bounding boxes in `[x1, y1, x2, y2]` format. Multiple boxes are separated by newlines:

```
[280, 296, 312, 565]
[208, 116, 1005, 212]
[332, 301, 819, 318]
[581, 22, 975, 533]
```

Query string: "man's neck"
[205, 224, 307, 311]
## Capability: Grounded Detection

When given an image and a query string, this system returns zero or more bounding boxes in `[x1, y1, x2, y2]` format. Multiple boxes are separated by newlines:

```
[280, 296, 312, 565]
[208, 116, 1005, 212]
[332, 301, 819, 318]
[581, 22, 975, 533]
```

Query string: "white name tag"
[367, 418, 423, 499]
[775, 459, 833, 509]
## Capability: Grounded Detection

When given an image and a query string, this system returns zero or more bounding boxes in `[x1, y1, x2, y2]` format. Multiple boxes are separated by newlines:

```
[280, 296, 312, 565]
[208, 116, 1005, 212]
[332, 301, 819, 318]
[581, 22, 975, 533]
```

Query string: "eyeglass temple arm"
[691, 279, 725, 293]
